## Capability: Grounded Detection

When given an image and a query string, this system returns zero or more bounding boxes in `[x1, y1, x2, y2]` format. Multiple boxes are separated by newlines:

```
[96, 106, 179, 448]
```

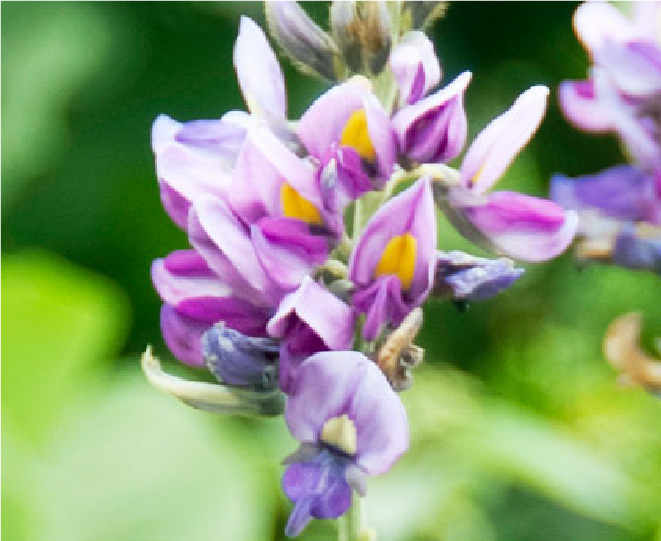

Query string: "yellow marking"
[280, 183, 323, 225]
[374, 234, 417, 290]
[340, 109, 376, 162]
[321, 414, 357, 455]
[471, 164, 486, 187]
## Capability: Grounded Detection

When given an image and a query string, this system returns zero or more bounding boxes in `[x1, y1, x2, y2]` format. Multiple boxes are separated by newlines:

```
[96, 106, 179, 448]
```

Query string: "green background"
[3, 2, 660, 540]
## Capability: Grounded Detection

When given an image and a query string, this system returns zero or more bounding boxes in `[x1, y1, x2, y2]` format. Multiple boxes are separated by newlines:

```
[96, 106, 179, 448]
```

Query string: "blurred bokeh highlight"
[2, 2, 660, 540]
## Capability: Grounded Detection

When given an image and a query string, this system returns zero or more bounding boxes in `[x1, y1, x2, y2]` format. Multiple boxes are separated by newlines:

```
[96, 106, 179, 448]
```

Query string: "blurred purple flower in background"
[554, 1, 661, 274]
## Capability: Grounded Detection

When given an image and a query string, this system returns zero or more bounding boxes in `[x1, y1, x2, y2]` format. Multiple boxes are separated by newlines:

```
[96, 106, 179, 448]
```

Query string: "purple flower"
[559, 2, 661, 171]
[391, 71, 471, 164]
[433, 250, 524, 301]
[282, 351, 408, 537]
[228, 125, 342, 236]
[551, 165, 661, 273]
[349, 177, 437, 340]
[436, 86, 579, 262]
[298, 78, 397, 192]
[389, 30, 442, 106]
[267, 276, 356, 392]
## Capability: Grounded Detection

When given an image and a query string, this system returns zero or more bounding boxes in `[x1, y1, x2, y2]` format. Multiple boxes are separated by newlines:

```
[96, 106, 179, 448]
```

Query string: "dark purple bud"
[433, 250, 524, 301]
[202, 324, 279, 390]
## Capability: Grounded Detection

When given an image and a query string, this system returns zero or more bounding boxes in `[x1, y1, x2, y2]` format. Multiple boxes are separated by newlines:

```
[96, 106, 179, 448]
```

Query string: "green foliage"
[2, 3, 661, 540]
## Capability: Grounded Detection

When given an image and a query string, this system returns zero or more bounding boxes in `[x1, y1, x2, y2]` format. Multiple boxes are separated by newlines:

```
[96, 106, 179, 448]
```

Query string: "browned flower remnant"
[603, 312, 661, 394]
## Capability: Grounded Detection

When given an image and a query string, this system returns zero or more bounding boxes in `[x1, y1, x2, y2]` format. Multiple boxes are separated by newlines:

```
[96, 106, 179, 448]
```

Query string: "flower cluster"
[145, 3, 576, 537]
[552, 1, 661, 274]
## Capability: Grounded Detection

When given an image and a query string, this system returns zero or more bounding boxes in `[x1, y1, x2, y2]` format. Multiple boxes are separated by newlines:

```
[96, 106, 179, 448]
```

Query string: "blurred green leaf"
[1, 250, 130, 448]
[1, 2, 113, 210]
[3, 374, 279, 541]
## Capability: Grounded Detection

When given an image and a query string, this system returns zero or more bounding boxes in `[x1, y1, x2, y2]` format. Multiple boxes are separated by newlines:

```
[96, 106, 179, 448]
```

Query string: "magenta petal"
[267, 276, 355, 350]
[251, 217, 329, 292]
[160, 304, 207, 367]
[234, 16, 286, 119]
[558, 79, 614, 132]
[461, 85, 549, 195]
[392, 71, 471, 163]
[349, 177, 437, 301]
[389, 30, 442, 105]
[352, 275, 409, 341]
[151, 253, 231, 307]
[457, 190, 579, 262]
[285, 352, 409, 475]
[574, 1, 639, 57]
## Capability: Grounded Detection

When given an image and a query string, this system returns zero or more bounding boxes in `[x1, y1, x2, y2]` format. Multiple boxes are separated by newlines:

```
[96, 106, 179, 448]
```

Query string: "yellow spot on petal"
[471, 164, 486, 187]
[374, 234, 417, 291]
[340, 109, 376, 162]
[280, 183, 323, 225]
[321, 414, 357, 456]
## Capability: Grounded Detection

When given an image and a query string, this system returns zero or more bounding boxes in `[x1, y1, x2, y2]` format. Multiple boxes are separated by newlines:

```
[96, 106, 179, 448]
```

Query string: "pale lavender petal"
[160, 304, 207, 366]
[452, 190, 579, 262]
[596, 39, 661, 97]
[633, 2, 661, 41]
[152, 114, 236, 228]
[389, 30, 442, 105]
[188, 195, 279, 304]
[551, 166, 661, 224]
[558, 79, 614, 132]
[285, 350, 365, 444]
[461, 86, 549, 195]
[363, 91, 398, 180]
[392, 71, 470, 163]
[349, 177, 437, 300]
[251, 217, 330, 292]
[285, 352, 409, 475]
[574, 1, 639, 57]
[234, 16, 286, 119]
[267, 276, 355, 351]
[174, 110, 251, 159]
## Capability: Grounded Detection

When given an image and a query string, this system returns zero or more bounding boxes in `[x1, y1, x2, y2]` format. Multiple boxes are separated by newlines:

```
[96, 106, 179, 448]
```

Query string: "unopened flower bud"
[331, 1, 392, 76]
[265, 1, 341, 81]
[203, 324, 279, 390]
